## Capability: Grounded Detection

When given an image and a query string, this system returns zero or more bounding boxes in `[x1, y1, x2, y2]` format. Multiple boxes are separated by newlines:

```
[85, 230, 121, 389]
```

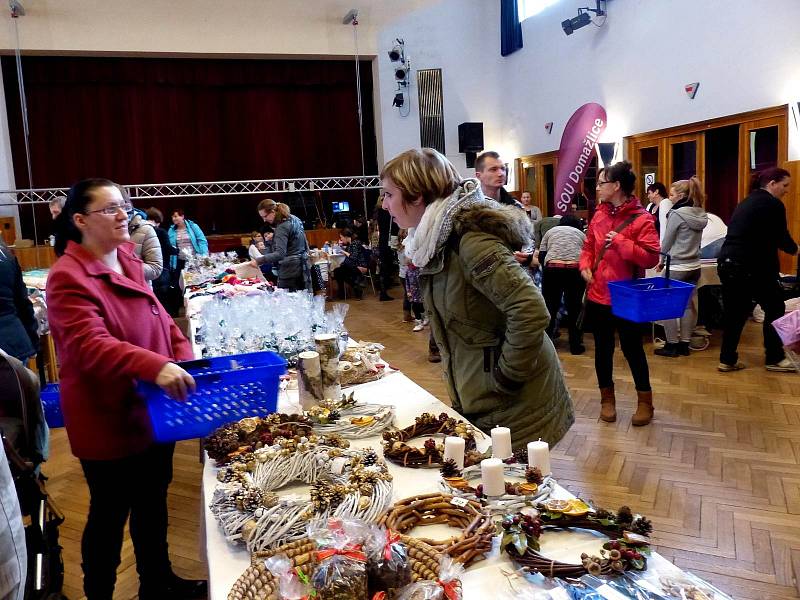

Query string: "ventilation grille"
[417, 68, 445, 154]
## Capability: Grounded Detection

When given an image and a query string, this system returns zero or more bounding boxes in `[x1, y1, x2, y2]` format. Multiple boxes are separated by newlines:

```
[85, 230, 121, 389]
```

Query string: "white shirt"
[0, 442, 26, 600]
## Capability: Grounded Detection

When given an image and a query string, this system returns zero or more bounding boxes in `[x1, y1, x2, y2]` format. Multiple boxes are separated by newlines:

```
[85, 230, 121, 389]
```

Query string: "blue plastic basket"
[40, 383, 64, 428]
[138, 351, 287, 443]
[608, 277, 695, 323]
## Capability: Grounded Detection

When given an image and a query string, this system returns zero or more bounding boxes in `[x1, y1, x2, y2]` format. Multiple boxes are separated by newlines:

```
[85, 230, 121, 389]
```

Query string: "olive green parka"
[417, 181, 574, 449]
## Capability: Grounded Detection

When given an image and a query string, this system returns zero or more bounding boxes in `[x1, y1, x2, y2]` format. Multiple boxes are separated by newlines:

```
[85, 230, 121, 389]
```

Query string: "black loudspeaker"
[458, 122, 484, 153]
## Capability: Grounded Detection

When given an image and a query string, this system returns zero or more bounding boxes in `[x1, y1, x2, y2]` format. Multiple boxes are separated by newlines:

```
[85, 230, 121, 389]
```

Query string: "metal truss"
[0, 175, 381, 205]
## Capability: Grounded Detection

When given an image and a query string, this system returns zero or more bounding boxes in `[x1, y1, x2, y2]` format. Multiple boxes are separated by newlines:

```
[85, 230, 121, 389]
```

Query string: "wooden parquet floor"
[45, 289, 800, 599]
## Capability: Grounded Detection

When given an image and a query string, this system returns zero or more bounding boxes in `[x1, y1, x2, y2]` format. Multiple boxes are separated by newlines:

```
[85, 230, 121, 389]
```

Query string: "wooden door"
[516, 151, 558, 217]
[666, 133, 704, 185]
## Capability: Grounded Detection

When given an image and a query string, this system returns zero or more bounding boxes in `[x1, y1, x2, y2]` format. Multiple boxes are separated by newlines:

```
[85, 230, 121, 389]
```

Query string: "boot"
[677, 341, 690, 356]
[599, 386, 616, 422]
[632, 390, 654, 426]
[654, 342, 679, 357]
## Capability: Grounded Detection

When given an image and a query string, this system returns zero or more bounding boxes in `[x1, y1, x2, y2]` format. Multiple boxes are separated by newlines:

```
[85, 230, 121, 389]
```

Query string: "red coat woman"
[579, 162, 660, 427]
[47, 179, 206, 600]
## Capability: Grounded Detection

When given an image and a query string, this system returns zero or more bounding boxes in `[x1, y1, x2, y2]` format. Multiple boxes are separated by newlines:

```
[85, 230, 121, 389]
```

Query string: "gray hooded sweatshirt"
[661, 202, 708, 268]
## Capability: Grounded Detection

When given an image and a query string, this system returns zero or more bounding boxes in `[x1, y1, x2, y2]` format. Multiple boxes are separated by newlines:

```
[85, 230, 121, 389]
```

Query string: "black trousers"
[80, 443, 175, 599]
[333, 263, 364, 294]
[718, 260, 786, 365]
[378, 246, 395, 292]
[587, 301, 651, 391]
[541, 265, 585, 350]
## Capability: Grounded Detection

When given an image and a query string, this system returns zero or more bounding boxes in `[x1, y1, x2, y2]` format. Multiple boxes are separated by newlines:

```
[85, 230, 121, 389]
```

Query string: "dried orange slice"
[563, 499, 590, 517]
[543, 499, 571, 512]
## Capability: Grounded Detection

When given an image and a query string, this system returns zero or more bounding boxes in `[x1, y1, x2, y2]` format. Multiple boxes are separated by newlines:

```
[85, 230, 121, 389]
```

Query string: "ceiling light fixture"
[562, 0, 606, 35]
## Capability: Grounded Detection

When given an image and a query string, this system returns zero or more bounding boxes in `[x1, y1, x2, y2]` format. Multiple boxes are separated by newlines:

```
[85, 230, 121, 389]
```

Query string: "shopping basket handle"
[660, 252, 671, 281]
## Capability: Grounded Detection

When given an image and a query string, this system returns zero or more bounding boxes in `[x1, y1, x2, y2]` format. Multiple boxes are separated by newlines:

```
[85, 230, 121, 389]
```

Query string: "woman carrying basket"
[579, 161, 661, 426]
[47, 179, 206, 600]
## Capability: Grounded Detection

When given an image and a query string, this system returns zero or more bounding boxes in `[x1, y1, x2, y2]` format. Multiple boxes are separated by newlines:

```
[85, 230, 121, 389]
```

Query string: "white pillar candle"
[527, 440, 551, 476]
[443, 436, 466, 470]
[481, 457, 505, 497]
[491, 426, 513, 459]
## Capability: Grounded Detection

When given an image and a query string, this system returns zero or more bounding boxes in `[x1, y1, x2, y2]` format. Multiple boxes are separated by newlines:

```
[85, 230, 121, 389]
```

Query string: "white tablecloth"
[201, 372, 680, 600]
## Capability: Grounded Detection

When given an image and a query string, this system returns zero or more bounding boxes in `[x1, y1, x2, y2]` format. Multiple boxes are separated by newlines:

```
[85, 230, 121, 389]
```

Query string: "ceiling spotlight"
[392, 92, 405, 108]
[342, 8, 358, 25]
[561, 1, 605, 35]
[388, 38, 405, 62]
[9, 0, 25, 17]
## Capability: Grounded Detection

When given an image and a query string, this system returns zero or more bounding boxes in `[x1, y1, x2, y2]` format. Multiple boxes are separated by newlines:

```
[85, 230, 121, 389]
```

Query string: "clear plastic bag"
[264, 554, 313, 600]
[308, 518, 370, 600]
[365, 526, 412, 599]
[625, 569, 733, 600]
[396, 556, 463, 600]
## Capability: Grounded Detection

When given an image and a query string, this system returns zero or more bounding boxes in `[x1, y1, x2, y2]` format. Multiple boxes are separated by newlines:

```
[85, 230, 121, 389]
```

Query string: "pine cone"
[631, 516, 653, 536]
[595, 508, 614, 520]
[328, 409, 342, 422]
[362, 449, 379, 467]
[617, 506, 634, 525]
[525, 466, 544, 484]
[440, 459, 462, 478]
[205, 425, 241, 461]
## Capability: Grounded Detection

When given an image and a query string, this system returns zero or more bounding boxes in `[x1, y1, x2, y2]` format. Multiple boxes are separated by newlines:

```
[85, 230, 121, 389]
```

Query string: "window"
[518, 0, 561, 20]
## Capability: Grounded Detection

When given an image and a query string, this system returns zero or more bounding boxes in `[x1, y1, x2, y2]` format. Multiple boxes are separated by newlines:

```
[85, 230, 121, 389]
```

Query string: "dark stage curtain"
[2, 56, 378, 239]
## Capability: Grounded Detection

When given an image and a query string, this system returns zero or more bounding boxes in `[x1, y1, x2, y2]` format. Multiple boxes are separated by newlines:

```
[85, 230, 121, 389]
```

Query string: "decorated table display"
[499, 499, 653, 578]
[382, 413, 481, 468]
[379, 493, 495, 568]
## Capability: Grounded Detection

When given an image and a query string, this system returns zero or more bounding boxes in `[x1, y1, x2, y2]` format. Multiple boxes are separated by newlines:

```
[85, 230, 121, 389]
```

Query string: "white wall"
[0, 61, 19, 236]
[377, 0, 800, 183]
[376, 0, 504, 176]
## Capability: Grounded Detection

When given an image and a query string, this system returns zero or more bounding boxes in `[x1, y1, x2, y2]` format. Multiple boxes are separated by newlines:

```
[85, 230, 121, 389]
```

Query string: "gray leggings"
[663, 268, 701, 343]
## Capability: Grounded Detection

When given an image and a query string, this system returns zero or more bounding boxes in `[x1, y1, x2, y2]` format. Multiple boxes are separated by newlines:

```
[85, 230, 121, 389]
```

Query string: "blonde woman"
[654, 176, 708, 358]
[380, 148, 573, 448]
[251, 199, 311, 291]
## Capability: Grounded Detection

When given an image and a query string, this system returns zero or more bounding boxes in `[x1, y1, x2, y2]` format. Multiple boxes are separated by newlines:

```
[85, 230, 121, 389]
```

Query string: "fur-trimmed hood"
[452, 203, 532, 252]
[405, 178, 531, 268]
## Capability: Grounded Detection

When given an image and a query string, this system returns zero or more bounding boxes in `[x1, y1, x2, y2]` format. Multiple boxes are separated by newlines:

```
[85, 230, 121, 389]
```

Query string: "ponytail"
[670, 175, 705, 208]
[54, 178, 117, 256]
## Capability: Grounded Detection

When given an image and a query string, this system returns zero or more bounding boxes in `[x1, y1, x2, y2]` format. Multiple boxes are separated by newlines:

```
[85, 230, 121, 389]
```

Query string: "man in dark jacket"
[376, 201, 397, 301]
[145, 207, 179, 315]
[475, 151, 522, 207]
[717, 167, 797, 372]
[0, 239, 39, 362]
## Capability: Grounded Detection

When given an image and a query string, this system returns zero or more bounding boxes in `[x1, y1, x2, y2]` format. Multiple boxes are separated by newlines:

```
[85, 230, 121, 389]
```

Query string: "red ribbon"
[372, 594, 387, 600]
[315, 544, 367, 563]
[438, 579, 460, 600]
[384, 530, 402, 561]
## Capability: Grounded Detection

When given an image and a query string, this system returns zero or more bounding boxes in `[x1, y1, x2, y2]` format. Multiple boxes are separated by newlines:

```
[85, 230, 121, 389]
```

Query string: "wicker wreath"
[382, 413, 480, 468]
[211, 439, 394, 552]
[227, 534, 457, 600]
[500, 502, 653, 578]
[379, 492, 494, 568]
[438, 463, 556, 514]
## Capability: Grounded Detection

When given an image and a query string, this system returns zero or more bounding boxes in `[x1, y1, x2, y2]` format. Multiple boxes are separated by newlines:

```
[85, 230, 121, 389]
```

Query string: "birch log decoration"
[296, 351, 323, 409]
[314, 333, 341, 400]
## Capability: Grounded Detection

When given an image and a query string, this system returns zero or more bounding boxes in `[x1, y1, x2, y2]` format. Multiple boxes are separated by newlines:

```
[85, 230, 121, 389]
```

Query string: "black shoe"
[379, 293, 395, 301]
[140, 574, 208, 600]
[677, 341, 690, 356]
[570, 345, 586, 355]
[654, 343, 679, 357]
[354, 286, 363, 300]
[428, 350, 442, 363]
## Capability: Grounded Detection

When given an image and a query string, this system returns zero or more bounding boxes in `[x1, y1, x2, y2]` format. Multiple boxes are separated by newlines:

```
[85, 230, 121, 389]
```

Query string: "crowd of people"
[0, 151, 795, 600]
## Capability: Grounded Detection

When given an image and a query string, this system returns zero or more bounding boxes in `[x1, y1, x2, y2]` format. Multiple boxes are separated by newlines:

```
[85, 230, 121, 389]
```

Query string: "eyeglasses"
[596, 181, 614, 187]
[85, 203, 129, 216]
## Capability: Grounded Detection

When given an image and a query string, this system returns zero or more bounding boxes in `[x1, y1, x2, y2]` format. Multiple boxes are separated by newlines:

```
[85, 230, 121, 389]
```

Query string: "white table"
[201, 371, 681, 600]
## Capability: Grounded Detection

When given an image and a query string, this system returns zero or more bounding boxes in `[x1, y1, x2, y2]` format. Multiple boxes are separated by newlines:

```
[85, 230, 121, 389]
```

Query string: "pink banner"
[554, 102, 607, 215]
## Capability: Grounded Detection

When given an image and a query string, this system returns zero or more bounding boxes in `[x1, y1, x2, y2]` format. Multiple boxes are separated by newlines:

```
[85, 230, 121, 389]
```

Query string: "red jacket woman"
[579, 162, 660, 427]
[47, 179, 205, 600]
[579, 196, 660, 305]
[47, 240, 193, 460]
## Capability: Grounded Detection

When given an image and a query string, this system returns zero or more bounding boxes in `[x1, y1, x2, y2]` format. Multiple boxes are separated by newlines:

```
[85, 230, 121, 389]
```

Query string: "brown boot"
[632, 390, 654, 426]
[599, 386, 616, 422]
